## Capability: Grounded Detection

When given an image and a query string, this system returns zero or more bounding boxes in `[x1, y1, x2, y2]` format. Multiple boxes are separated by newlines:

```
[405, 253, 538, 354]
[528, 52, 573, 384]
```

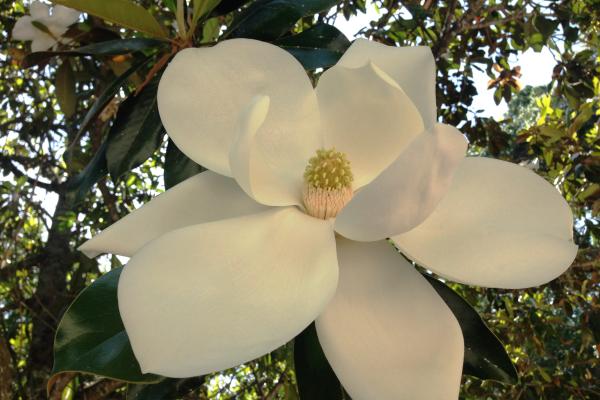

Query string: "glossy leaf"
[226, 0, 341, 41]
[423, 275, 519, 384]
[294, 323, 344, 400]
[22, 38, 166, 67]
[65, 141, 108, 205]
[51, 0, 168, 38]
[275, 24, 350, 69]
[164, 139, 205, 189]
[127, 377, 205, 399]
[192, 0, 222, 25]
[211, 0, 253, 16]
[50, 267, 160, 391]
[55, 60, 76, 117]
[105, 75, 165, 180]
[76, 56, 153, 145]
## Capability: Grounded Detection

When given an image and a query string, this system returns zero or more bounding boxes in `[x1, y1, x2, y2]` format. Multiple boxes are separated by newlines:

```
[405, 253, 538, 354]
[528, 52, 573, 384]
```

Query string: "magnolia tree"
[1, 0, 598, 399]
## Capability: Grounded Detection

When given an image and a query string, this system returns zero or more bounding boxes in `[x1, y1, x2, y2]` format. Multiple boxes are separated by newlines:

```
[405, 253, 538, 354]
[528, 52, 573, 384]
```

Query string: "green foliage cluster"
[0, 0, 598, 399]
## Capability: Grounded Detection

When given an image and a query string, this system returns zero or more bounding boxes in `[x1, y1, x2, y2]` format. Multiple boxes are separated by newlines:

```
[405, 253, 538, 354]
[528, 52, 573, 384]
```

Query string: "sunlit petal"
[316, 238, 464, 400]
[78, 171, 268, 257]
[337, 39, 437, 127]
[157, 39, 319, 176]
[335, 123, 467, 241]
[393, 157, 577, 288]
[229, 95, 317, 205]
[317, 62, 424, 188]
[119, 208, 338, 377]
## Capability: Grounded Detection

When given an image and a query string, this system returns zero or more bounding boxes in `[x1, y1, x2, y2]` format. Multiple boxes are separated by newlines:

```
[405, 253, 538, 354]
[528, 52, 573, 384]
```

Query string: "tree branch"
[0, 154, 60, 192]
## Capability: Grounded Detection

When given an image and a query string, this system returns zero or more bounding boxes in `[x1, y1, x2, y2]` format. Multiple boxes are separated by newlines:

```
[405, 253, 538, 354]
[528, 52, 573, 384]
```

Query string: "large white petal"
[316, 238, 463, 400]
[335, 123, 467, 241]
[393, 157, 577, 288]
[12, 16, 37, 41]
[30, 34, 56, 52]
[336, 39, 437, 127]
[316, 62, 424, 188]
[229, 95, 311, 206]
[157, 39, 320, 176]
[119, 207, 338, 377]
[49, 5, 80, 27]
[78, 171, 268, 258]
[29, 1, 50, 20]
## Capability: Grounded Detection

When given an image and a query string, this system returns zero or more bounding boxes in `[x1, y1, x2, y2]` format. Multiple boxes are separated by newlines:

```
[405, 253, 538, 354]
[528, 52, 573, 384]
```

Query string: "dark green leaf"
[30, 20, 53, 36]
[162, 0, 177, 13]
[65, 141, 108, 205]
[127, 377, 205, 399]
[493, 87, 502, 105]
[226, 0, 341, 41]
[534, 15, 559, 39]
[164, 139, 205, 189]
[55, 60, 77, 117]
[276, 24, 350, 69]
[51, 0, 168, 38]
[294, 323, 343, 400]
[105, 75, 165, 180]
[51, 267, 160, 389]
[76, 56, 153, 145]
[22, 38, 166, 68]
[211, 0, 253, 16]
[192, 0, 222, 25]
[423, 275, 519, 384]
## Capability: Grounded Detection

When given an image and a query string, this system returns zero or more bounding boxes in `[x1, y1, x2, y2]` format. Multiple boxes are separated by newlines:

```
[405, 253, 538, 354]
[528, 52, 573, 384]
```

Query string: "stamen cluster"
[304, 148, 353, 190]
[303, 148, 354, 219]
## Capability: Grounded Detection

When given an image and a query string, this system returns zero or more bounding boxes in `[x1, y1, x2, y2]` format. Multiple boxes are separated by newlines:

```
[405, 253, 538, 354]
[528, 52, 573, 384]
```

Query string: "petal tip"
[77, 241, 100, 258]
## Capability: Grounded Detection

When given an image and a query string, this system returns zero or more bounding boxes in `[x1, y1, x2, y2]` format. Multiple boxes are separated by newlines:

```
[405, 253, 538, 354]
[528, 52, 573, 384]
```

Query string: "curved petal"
[78, 171, 268, 258]
[30, 35, 56, 52]
[50, 5, 80, 27]
[335, 123, 467, 241]
[157, 39, 320, 176]
[316, 62, 424, 188]
[229, 95, 307, 206]
[12, 16, 37, 41]
[393, 157, 577, 288]
[119, 207, 338, 377]
[316, 238, 463, 400]
[30, 1, 50, 20]
[336, 39, 437, 127]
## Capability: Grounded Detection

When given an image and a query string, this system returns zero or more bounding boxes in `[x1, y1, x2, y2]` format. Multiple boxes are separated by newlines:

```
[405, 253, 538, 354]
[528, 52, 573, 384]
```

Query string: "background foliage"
[0, 0, 598, 399]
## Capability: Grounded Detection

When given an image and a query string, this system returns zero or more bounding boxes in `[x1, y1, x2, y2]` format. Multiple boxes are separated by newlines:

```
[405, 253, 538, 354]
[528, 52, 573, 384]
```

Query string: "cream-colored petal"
[119, 207, 338, 377]
[157, 39, 320, 176]
[30, 34, 57, 52]
[393, 157, 577, 289]
[12, 16, 37, 41]
[316, 238, 463, 400]
[49, 5, 80, 27]
[335, 123, 467, 241]
[78, 171, 268, 258]
[229, 95, 306, 205]
[337, 39, 437, 127]
[29, 1, 50, 20]
[316, 62, 424, 188]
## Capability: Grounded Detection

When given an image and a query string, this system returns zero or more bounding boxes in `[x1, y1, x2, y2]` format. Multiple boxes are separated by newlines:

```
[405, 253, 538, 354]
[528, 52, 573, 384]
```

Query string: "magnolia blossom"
[79, 39, 577, 399]
[12, 1, 80, 52]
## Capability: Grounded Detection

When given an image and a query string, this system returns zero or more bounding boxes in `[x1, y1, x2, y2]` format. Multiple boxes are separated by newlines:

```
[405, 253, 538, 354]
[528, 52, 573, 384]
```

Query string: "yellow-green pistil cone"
[302, 148, 354, 219]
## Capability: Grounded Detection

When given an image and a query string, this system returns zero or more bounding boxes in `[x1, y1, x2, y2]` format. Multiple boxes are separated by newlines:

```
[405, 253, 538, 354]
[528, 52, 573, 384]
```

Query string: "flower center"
[302, 148, 354, 219]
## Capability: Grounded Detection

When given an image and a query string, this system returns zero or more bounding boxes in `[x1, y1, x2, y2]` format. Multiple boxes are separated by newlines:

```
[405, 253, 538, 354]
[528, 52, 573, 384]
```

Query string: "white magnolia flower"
[79, 39, 577, 399]
[12, 1, 80, 52]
